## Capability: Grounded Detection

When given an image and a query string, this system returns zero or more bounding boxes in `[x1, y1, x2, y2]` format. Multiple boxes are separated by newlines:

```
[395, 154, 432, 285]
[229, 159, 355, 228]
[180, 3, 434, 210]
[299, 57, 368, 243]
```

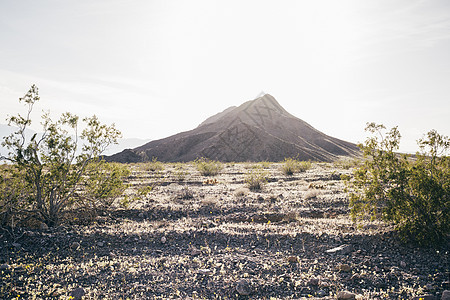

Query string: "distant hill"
[0, 124, 149, 158]
[107, 94, 360, 163]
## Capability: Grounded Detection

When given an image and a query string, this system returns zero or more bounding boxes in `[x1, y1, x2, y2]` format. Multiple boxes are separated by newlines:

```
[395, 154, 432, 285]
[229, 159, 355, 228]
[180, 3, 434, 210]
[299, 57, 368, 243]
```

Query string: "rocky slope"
[107, 94, 360, 163]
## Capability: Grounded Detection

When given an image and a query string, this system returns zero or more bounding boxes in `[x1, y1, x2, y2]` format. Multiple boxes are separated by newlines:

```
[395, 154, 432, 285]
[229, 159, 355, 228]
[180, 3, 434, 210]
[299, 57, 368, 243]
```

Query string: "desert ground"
[1, 161, 448, 299]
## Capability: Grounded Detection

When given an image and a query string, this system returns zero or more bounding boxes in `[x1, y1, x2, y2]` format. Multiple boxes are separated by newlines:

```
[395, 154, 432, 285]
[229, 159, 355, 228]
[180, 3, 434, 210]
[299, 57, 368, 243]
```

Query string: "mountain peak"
[107, 94, 359, 162]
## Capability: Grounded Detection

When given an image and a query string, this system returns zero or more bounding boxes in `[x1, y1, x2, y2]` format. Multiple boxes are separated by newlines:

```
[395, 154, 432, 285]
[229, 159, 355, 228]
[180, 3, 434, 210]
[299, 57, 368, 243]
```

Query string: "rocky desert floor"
[1, 161, 449, 299]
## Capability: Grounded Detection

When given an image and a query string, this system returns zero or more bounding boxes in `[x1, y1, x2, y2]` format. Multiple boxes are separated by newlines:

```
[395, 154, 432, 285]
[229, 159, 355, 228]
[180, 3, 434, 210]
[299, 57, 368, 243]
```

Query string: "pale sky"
[1, 0, 449, 153]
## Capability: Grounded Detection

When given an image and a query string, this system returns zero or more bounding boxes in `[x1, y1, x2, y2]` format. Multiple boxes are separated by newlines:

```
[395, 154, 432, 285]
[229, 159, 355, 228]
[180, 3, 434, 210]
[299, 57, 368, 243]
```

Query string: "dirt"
[1, 162, 449, 299]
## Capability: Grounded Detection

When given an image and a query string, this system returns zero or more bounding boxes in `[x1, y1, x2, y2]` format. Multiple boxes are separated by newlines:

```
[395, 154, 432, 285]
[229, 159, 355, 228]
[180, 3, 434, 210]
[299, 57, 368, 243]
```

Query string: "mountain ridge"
[107, 94, 360, 163]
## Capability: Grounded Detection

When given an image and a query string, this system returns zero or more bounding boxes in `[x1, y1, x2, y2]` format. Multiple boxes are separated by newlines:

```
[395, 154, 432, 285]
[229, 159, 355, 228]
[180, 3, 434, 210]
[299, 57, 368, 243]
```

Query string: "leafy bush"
[195, 157, 223, 176]
[0, 85, 123, 226]
[245, 166, 268, 191]
[345, 123, 449, 246]
[82, 161, 131, 209]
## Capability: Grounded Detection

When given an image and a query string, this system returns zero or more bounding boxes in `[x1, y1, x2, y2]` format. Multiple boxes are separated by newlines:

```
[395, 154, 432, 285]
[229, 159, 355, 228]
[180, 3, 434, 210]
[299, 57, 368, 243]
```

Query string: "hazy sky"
[1, 0, 449, 153]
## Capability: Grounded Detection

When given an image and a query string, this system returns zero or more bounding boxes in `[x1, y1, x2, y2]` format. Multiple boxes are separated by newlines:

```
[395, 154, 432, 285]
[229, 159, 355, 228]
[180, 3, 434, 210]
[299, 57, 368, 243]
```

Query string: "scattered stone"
[286, 256, 299, 263]
[236, 278, 251, 296]
[190, 247, 202, 256]
[197, 269, 212, 275]
[12, 243, 21, 248]
[0, 264, 10, 270]
[337, 263, 352, 272]
[411, 295, 436, 300]
[336, 291, 356, 300]
[70, 287, 85, 300]
[442, 290, 450, 300]
[326, 244, 353, 255]
[317, 289, 327, 297]
[161, 236, 167, 244]
[308, 277, 320, 286]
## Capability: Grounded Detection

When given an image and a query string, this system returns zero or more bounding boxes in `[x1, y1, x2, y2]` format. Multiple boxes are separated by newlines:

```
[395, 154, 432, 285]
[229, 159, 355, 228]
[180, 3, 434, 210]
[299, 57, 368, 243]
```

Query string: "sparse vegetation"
[345, 123, 450, 247]
[280, 157, 312, 176]
[297, 160, 312, 172]
[245, 166, 268, 191]
[334, 157, 362, 169]
[1, 159, 448, 299]
[144, 157, 164, 172]
[195, 157, 223, 176]
[281, 157, 298, 175]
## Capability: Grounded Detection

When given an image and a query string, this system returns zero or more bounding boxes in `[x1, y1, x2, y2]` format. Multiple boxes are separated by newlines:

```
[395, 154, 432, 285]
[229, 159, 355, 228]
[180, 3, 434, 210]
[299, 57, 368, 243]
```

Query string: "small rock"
[337, 291, 356, 300]
[71, 242, 81, 250]
[12, 243, 21, 248]
[138, 212, 144, 218]
[97, 241, 104, 247]
[442, 290, 450, 300]
[308, 277, 320, 286]
[236, 278, 251, 296]
[190, 247, 202, 256]
[337, 263, 352, 272]
[0, 264, 10, 270]
[326, 244, 353, 255]
[40, 223, 49, 230]
[317, 290, 327, 297]
[161, 236, 166, 244]
[70, 287, 85, 300]
[197, 268, 212, 275]
[411, 295, 436, 300]
[286, 256, 299, 263]
[400, 261, 407, 268]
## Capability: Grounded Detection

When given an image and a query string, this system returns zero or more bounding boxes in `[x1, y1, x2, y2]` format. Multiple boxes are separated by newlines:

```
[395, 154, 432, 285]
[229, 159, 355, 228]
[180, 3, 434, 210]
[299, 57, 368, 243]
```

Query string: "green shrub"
[145, 157, 164, 172]
[297, 161, 312, 172]
[345, 123, 449, 247]
[245, 166, 268, 191]
[281, 157, 298, 176]
[195, 157, 223, 176]
[280, 158, 312, 175]
[82, 161, 131, 209]
[0, 85, 122, 226]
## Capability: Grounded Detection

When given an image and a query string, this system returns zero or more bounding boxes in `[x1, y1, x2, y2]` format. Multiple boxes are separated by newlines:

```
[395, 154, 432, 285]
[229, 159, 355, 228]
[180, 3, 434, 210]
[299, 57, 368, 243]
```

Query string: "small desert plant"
[145, 157, 164, 172]
[234, 187, 250, 197]
[281, 157, 299, 176]
[245, 167, 268, 191]
[345, 123, 450, 247]
[176, 186, 194, 200]
[334, 157, 362, 169]
[260, 161, 272, 169]
[281, 158, 312, 175]
[174, 166, 188, 182]
[297, 161, 312, 172]
[195, 157, 223, 176]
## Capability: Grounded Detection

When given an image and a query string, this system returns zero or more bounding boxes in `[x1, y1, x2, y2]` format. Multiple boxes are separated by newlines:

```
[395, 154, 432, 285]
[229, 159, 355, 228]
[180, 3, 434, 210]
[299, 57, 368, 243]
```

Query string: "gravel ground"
[1, 162, 449, 299]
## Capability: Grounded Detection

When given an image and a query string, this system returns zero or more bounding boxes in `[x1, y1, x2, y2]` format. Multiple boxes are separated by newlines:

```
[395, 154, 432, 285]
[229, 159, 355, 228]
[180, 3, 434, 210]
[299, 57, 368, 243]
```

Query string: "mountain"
[107, 94, 360, 163]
